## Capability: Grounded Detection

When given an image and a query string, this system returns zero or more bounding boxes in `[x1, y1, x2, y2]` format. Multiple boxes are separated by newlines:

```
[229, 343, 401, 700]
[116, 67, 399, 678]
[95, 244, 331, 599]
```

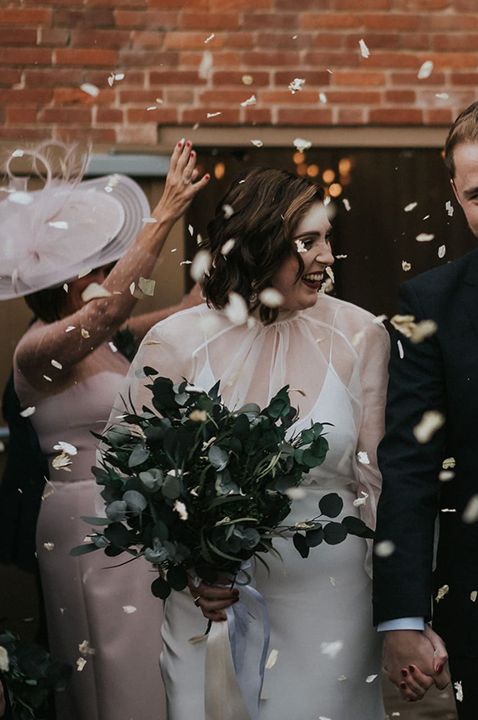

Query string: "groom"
[373, 101, 478, 719]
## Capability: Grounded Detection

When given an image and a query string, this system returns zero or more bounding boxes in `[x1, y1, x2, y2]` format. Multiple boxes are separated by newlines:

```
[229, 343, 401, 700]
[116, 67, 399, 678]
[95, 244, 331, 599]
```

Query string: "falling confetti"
[453, 680, 463, 702]
[81, 283, 112, 303]
[446, 200, 454, 217]
[404, 202, 418, 212]
[78, 640, 95, 656]
[265, 649, 279, 669]
[142, 216, 157, 224]
[76, 658, 87, 672]
[224, 292, 249, 326]
[20, 406, 36, 418]
[123, 605, 137, 614]
[439, 470, 455, 482]
[471, 591, 477, 603]
[80, 83, 99, 97]
[191, 250, 212, 282]
[366, 674, 378, 684]
[173, 500, 188, 520]
[353, 491, 369, 507]
[359, 39, 370, 58]
[436, 92, 449, 100]
[288, 78, 305, 93]
[43, 375, 53, 382]
[51, 359, 62, 370]
[438, 245, 446, 259]
[53, 441, 78, 456]
[198, 50, 213, 79]
[374, 540, 395, 558]
[222, 204, 234, 219]
[204, 33, 215, 44]
[8, 192, 32, 206]
[443, 457, 455, 469]
[418, 60, 434, 80]
[207, 112, 222, 118]
[48, 220, 69, 230]
[285, 487, 306, 500]
[463, 495, 478, 523]
[251, 139, 264, 147]
[0, 648, 9, 673]
[108, 341, 118, 353]
[43, 542, 55, 551]
[221, 239, 236, 255]
[293, 137, 312, 152]
[342, 198, 351, 212]
[242, 74, 253, 85]
[402, 261, 412, 272]
[413, 410, 445, 443]
[390, 314, 437, 343]
[319, 92, 328, 104]
[416, 233, 435, 242]
[259, 288, 284, 308]
[320, 641, 343, 658]
[139, 277, 156, 296]
[240, 94, 256, 107]
[357, 451, 370, 465]
[81, 328, 90, 339]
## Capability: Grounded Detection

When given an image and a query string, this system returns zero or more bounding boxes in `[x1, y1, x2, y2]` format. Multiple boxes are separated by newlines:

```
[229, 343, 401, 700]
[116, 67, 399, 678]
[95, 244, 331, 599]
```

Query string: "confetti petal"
[20, 406, 36, 418]
[81, 283, 112, 303]
[139, 277, 156, 296]
[224, 292, 249, 326]
[359, 39, 370, 58]
[413, 410, 445, 443]
[418, 60, 434, 79]
[259, 288, 284, 308]
[463, 495, 478, 524]
[191, 250, 212, 282]
[265, 649, 279, 669]
[374, 540, 395, 558]
[416, 233, 435, 242]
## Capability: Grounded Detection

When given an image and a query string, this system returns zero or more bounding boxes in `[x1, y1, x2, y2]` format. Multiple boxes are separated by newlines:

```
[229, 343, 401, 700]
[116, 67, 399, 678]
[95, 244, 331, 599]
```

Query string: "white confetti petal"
[142, 216, 157, 224]
[320, 641, 343, 658]
[374, 540, 395, 558]
[359, 39, 370, 58]
[224, 292, 249, 326]
[418, 60, 434, 80]
[190, 250, 212, 282]
[122, 605, 137, 614]
[259, 288, 284, 308]
[51, 359, 62, 370]
[65, 325, 76, 333]
[454, 680, 463, 702]
[265, 649, 279, 669]
[43, 542, 55, 551]
[8, 191, 33, 205]
[402, 260, 412, 272]
[463, 495, 478, 524]
[285, 487, 306, 500]
[319, 92, 328, 104]
[240, 94, 256, 107]
[20, 406, 36, 418]
[436, 584, 449, 603]
[204, 33, 215, 44]
[53, 441, 78, 456]
[353, 491, 369, 507]
[357, 451, 370, 465]
[446, 200, 454, 217]
[81, 283, 112, 303]
[404, 202, 417, 212]
[173, 500, 188, 520]
[80, 83, 99, 97]
[48, 220, 69, 229]
[342, 198, 351, 212]
[221, 239, 236, 256]
[207, 112, 222, 118]
[435, 92, 449, 100]
[222, 204, 234, 219]
[288, 77, 305, 93]
[138, 277, 156, 296]
[293, 137, 312, 152]
[438, 244, 446, 259]
[0, 647, 9, 673]
[413, 410, 445, 444]
[416, 233, 435, 242]
[251, 139, 264, 147]
[366, 674, 378, 683]
[108, 341, 118, 353]
[76, 657, 87, 672]
[471, 591, 477, 602]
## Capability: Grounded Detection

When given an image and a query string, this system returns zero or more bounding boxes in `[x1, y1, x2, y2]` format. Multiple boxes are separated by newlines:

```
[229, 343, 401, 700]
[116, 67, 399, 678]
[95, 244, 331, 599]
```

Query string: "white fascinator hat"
[0, 142, 150, 300]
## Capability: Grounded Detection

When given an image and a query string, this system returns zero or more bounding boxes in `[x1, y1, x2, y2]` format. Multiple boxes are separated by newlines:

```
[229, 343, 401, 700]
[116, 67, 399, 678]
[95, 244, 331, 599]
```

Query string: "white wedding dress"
[110, 294, 390, 720]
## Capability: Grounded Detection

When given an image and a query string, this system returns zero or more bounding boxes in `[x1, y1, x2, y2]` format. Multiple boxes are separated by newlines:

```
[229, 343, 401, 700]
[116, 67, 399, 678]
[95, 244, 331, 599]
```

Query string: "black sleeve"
[373, 281, 446, 624]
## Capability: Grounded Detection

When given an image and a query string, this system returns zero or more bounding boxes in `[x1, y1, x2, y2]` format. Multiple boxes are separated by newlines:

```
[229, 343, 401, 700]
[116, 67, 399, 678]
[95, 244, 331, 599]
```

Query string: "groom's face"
[451, 142, 478, 240]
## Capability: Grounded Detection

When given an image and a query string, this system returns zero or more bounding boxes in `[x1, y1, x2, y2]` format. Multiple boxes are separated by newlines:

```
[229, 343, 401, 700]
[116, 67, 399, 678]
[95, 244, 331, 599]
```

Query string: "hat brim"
[0, 173, 150, 300]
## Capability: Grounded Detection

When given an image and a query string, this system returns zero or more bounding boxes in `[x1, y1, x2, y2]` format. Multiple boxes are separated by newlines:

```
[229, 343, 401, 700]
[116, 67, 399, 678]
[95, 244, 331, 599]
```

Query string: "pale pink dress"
[14, 339, 165, 720]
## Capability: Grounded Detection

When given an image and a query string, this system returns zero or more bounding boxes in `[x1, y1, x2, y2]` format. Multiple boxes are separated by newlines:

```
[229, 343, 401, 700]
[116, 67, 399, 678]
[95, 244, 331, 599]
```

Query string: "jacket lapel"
[461, 249, 478, 340]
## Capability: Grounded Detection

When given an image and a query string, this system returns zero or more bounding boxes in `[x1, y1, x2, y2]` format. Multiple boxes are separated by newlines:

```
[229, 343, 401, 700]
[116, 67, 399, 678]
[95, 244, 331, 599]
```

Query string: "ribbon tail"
[205, 620, 251, 720]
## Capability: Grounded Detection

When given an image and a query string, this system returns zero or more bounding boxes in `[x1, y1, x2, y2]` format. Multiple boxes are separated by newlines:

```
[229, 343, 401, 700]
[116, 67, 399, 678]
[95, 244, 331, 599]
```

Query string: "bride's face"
[271, 202, 334, 312]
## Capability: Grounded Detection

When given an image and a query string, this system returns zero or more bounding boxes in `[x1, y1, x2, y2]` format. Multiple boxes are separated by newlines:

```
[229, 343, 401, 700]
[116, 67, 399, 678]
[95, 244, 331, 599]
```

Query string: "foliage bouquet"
[0, 630, 71, 720]
[75, 369, 372, 720]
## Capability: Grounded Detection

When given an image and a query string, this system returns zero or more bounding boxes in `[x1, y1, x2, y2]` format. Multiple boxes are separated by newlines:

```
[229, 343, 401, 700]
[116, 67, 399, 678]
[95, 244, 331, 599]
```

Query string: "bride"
[113, 166, 389, 719]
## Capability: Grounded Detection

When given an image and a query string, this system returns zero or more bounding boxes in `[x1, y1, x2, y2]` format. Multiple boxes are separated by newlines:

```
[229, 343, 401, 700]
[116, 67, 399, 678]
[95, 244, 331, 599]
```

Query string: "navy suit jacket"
[373, 247, 478, 656]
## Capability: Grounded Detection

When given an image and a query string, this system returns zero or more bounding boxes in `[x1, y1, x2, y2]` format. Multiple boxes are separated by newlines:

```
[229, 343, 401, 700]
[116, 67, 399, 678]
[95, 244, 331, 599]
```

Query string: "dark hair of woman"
[24, 285, 66, 323]
[201, 167, 324, 324]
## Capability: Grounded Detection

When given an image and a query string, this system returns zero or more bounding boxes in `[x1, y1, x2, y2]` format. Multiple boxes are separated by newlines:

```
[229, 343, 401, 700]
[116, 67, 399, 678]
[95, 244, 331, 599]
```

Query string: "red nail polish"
[191, 150, 196, 156]
[205, 173, 210, 180]
[186, 140, 191, 147]
[401, 669, 408, 677]
[178, 140, 183, 147]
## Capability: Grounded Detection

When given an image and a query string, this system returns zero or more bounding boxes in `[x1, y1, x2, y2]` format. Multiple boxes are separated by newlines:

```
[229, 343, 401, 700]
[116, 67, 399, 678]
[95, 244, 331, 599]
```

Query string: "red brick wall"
[1, 0, 477, 146]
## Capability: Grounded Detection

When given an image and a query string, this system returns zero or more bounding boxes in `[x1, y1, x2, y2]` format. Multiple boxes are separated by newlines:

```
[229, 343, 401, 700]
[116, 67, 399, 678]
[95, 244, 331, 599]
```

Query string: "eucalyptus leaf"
[292, 532, 310, 558]
[208, 445, 229, 471]
[342, 515, 374, 539]
[70, 543, 100, 556]
[162, 474, 181, 500]
[105, 500, 128, 522]
[105, 522, 130, 547]
[123, 490, 148, 514]
[80, 515, 110, 526]
[319, 493, 344, 518]
[151, 576, 171, 599]
[323, 522, 348, 545]
[128, 444, 150, 468]
[305, 526, 324, 547]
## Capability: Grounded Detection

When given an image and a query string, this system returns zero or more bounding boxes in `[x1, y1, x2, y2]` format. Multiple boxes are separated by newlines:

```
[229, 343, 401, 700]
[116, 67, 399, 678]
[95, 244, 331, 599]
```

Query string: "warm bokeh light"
[214, 162, 226, 180]
[322, 169, 335, 184]
[329, 182, 343, 197]
[338, 158, 352, 175]
[306, 164, 320, 178]
[293, 151, 305, 165]
[296, 163, 308, 177]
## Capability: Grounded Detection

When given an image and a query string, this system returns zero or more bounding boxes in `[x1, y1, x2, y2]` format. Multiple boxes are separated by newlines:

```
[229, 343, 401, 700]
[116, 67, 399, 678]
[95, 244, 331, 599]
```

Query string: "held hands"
[153, 139, 210, 225]
[187, 576, 239, 623]
[383, 626, 450, 702]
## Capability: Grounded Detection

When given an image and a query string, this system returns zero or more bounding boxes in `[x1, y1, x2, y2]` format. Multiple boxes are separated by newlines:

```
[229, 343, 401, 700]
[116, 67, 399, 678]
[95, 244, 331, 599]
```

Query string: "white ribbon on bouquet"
[204, 564, 270, 720]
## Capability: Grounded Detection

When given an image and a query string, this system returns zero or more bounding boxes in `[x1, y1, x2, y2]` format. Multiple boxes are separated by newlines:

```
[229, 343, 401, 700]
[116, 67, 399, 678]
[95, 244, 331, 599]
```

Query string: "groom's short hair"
[444, 100, 478, 177]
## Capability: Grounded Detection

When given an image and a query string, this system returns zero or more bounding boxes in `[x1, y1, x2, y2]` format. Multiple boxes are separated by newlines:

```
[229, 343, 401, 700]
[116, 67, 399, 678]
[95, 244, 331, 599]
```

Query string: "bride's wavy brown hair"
[201, 167, 324, 325]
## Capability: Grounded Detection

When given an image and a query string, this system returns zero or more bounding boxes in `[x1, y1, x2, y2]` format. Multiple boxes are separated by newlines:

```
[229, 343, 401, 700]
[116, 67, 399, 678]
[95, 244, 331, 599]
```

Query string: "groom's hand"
[383, 629, 449, 701]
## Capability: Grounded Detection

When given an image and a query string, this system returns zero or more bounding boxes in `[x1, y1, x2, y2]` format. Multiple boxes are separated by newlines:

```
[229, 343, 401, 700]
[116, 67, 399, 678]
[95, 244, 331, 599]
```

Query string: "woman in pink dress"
[2, 139, 208, 720]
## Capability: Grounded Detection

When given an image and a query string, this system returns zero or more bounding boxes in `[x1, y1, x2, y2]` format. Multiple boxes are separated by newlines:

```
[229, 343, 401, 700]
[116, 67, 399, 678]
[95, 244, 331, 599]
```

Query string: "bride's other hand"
[187, 576, 239, 622]
[153, 140, 210, 225]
